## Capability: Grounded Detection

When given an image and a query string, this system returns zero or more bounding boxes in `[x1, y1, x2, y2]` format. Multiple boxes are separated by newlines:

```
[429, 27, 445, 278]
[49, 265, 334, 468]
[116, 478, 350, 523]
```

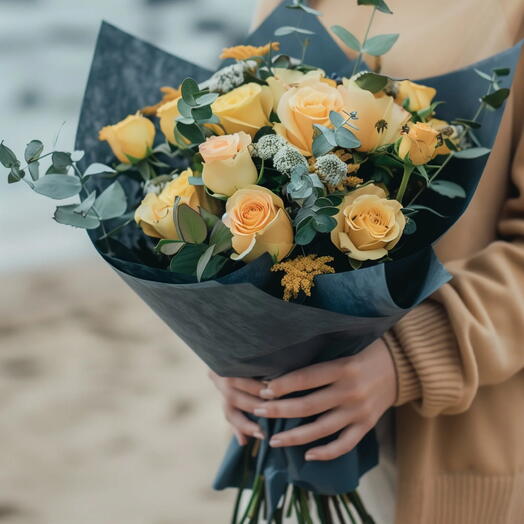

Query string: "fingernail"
[254, 407, 267, 417]
[260, 388, 275, 399]
[269, 438, 282, 447]
[254, 431, 265, 440]
[305, 452, 316, 461]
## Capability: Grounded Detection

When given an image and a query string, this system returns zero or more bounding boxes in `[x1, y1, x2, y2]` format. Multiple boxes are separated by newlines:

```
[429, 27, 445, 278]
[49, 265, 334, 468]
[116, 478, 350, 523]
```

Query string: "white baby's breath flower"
[273, 145, 308, 175]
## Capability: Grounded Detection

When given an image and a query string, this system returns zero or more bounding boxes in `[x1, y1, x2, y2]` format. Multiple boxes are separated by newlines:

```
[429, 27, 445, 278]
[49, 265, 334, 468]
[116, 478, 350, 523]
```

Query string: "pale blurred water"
[0, 0, 258, 272]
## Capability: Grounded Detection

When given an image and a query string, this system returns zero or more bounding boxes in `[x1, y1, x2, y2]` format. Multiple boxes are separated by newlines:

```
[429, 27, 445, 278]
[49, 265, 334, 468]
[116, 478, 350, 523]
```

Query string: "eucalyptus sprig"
[331, 0, 398, 76]
[175, 77, 220, 146]
[312, 110, 361, 157]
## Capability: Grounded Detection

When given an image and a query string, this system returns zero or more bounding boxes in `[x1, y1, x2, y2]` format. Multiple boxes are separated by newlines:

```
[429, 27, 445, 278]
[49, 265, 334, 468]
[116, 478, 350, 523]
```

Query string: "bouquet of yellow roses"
[3, 0, 521, 521]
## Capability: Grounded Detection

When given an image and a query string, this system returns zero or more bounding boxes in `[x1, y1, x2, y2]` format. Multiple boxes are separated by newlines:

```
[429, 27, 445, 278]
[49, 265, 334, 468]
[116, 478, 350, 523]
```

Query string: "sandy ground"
[0, 257, 235, 524]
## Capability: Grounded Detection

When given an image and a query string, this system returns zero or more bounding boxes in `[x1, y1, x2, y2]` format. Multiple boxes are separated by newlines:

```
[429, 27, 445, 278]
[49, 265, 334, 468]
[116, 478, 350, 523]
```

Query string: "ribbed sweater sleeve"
[383, 53, 524, 416]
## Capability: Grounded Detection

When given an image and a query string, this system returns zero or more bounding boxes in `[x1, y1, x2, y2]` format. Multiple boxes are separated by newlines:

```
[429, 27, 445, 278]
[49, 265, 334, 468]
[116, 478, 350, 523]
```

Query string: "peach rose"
[222, 185, 293, 262]
[199, 132, 258, 196]
[331, 184, 406, 261]
[399, 122, 439, 165]
[275, 79, 344, 156]
[338, 80, 411, 152]
[266, 68, 325, 110]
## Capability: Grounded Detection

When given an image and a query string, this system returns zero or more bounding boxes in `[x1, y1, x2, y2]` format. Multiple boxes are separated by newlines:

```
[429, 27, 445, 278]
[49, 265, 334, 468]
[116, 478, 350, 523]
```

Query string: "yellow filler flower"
[220, 42, 280, 61]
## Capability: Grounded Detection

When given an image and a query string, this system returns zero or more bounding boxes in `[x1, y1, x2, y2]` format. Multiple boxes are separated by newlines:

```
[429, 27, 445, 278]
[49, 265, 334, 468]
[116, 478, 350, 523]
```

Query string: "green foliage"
[355, 72, 389, 93]
[453, 147, 490, 159]
[169, 243, 208, 274]
[174, 203, 208, 244]
[312, 112, 360, 156]
[155, 239, 185, 256]
[33, 174, 82, 199]
[209, 220, 233, 254]
[429, 180, 466, 198]
[357, 0, 393, 14]
[92, 181, 127, 220]
[286, 0, 322, 16]
[54, 204, 100, 229]
[294, 193, 341, 246]
[24, 140, 43, 164]
[0, 142, 19, 169]
[482, 88, 510, 110]
[331, 25, 361, 52]
[363, 33, 399, 56]
[452, 118, 481, 129]
[83, 162, 116, 177]
[274, 26, 315, 36]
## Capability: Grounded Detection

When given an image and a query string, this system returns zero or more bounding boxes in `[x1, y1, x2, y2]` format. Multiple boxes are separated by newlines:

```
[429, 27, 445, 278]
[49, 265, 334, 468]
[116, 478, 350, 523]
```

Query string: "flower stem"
[396, 164, 414, 204]
[352, 7, 376, 76]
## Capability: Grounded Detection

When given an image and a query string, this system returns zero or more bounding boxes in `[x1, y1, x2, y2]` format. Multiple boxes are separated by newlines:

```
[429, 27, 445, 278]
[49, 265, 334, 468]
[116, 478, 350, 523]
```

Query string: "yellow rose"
[212, 83, 273, 137]
[275, 79, 344, 156]
[399, 122, 440, 165]
[427, 118, 457, 156]
[99, 113, 155, 164]
[223, 185, 293, 262]
[134, 168, 201, 240]
[338, 80, 411, 152]
[395, 80, 436, 112]
[157, 97, 183, 146]
[266, 68, 325, 110]
[199, 132, 258, 196]
[331, 184, 405, 261]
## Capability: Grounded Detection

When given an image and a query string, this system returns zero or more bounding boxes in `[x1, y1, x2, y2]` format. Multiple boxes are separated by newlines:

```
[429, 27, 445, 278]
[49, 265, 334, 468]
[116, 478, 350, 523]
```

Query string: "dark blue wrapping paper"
[74, 4, 522, 516]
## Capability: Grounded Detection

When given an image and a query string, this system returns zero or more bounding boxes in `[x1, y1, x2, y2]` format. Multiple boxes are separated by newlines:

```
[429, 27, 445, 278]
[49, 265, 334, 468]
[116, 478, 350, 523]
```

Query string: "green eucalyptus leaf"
[274, 26, 315, 36]
[355, 72, 389, 93]
[176, 121, 205, 144]
[74, 191, 97, 215]
[312, 133, 335, 157]
[28, 161, 39, 181]
[482, 88, 510, 109]
[329, 110, 346, 128]
[24, 140, 44, 163]
[156, 239, 185, 256]
[195, 92, 218, 106]
[451, 118, 481, 129]
[180, 77, 199, 106]
[348, 258, 363, 270]
[93, 181, 127, 219]
[474, 68, 492, 81]
[54, 204, 100, 229]
[493, 67, 510, 76]
[209, 220, 233, 254]
[33, 174, 81, 199]
[52, 151, 72, 170]
[175, 203, 208, 243]
[177, 98, 193, 118]
[286, 1, 322, 16]
[199, 207, 220, 230]
[334, 126, 361, 149]
[169, 243, 208, 275]
[295, 221, 317, 245]
[0, 142, 19, 168]
[429, 180, 466, 198]
[196, 244, 215, 282]
[405, 204, 446, 218]
[357, 0, 393, 14]
[316, 206, 339, 216]
[363, 33, 399, 56]
[313, 214, 337, 233]
[404, 217, 417, 234]
[8, 166, 25, 183]
[453, 147, 491, 159]
[83, 163, 116, 177]
[330, 25, 361, 52]
[191, 105, 213, 121]
[202, 254, 228, 280]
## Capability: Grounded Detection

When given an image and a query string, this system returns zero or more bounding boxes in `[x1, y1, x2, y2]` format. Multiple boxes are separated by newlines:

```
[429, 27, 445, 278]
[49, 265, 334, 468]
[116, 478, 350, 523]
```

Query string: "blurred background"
[0, 0, 260, 522]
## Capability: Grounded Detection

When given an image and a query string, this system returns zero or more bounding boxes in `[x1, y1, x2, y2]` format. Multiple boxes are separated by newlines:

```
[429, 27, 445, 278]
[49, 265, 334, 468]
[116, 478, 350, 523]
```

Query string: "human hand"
[208, 371, 265, 446]
[253, 339, 397, 461]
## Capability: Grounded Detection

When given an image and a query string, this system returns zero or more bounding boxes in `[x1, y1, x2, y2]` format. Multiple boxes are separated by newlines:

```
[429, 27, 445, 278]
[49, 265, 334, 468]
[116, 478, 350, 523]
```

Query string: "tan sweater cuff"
[382, 302, 463, 413]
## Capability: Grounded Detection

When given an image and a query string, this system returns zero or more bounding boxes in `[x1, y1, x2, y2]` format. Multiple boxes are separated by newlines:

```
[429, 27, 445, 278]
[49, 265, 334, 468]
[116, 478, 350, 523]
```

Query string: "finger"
[261, 359, 349, 399]
[304, 423, 367, 461]
[269, 407, 355, 447]
[254, 383, 351, 419]
[234, 429, 248, 446]
[224, 405, 265, 440]
[209, 371, 264, 397]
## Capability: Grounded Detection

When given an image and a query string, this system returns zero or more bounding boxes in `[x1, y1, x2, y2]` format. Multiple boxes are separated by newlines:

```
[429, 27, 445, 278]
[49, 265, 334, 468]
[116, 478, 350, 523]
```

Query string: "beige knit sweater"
[254, 1, 524, 522]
